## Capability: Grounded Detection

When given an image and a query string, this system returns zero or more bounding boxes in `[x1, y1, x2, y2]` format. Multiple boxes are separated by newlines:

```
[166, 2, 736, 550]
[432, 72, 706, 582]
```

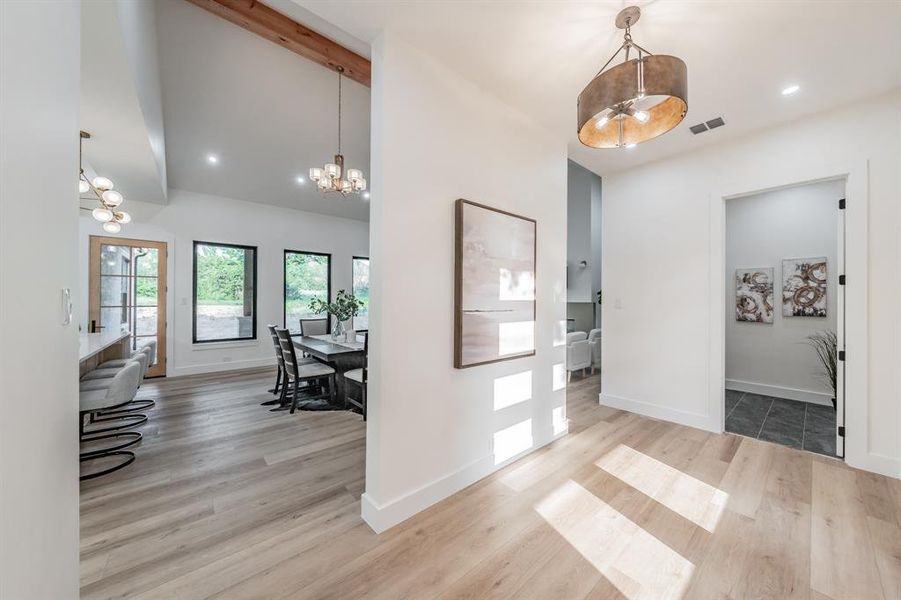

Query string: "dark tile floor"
[725, 390, 836, 456]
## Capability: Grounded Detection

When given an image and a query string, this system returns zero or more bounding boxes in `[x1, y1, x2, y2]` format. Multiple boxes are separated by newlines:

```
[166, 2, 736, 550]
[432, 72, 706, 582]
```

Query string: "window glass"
[285, 251, 330, 333]
[352, 257, 369, 330]
[193, 242, 257, 342]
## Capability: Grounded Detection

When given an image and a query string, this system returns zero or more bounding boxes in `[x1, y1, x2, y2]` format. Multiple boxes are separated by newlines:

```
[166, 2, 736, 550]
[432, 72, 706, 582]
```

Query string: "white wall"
[364, 32, 568, 532]
[726, 180, 840, 405]
[602, 90, 901, 478]
[115, 0, 167, 193]
[78, 189, 369, 376]
[0, 1, 81, 597]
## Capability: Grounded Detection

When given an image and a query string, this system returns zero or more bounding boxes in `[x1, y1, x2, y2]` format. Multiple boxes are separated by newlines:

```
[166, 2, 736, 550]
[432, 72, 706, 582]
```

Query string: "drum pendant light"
[577, 6, 688, 149]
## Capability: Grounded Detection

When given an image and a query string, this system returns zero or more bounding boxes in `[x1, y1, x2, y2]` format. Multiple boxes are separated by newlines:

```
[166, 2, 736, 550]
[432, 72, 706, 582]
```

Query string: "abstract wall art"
[735, 267, 774, 323]
[454, 199, 536, 368]
[782, 257, 827, 317]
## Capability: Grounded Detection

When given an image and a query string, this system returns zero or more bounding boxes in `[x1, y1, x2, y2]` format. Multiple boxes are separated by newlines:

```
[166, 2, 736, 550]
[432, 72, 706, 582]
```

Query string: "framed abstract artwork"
[782, 257, 827, 317]
[454, 199, 536, 369]
[735, 267, 774, 323]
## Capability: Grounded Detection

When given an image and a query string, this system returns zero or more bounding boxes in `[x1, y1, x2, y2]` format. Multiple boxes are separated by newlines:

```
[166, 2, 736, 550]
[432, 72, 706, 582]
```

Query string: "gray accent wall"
[567, 160, 602, 330]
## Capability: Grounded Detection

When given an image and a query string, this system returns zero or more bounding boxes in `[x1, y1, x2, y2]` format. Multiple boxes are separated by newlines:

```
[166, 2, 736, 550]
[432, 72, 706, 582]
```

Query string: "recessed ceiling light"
[781, 84, 800, 96]
[363, 192, 370, 199]
[207, 154, 219, 164]
[296, 176, 305, 184]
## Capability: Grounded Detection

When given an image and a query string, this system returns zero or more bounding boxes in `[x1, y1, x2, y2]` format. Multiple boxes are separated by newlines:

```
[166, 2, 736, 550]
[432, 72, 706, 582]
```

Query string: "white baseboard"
[599, 392, 719, 433]
[169, 357, 274, 377]
[847, 451, 901, 481]
[361, 423, 568, 534]
[725, 379, 832, 406]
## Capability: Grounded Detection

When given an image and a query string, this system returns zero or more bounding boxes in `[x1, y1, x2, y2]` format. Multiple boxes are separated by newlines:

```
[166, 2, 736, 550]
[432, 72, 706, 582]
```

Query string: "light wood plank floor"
[81, 368, 901, 599]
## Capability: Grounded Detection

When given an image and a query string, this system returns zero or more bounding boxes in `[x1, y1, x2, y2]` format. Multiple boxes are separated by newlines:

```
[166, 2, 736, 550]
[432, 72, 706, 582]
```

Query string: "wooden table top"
[292, 334, 364, 359]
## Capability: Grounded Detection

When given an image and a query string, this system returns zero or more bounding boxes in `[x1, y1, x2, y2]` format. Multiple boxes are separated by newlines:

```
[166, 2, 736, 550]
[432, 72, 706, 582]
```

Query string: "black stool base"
[80, 451, 135, 481]
[81, 431, 142, 456]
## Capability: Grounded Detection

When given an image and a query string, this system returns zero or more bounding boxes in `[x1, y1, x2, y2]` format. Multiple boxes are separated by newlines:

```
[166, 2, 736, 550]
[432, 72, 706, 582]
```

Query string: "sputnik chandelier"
[309, 66, 367, 196]
[577, 6, 688, 149]
[79, 131, 131, 233]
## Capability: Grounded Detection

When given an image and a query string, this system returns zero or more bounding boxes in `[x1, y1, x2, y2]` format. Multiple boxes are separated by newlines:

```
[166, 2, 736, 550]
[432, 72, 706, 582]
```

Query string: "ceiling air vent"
[689, 116, 726, 135]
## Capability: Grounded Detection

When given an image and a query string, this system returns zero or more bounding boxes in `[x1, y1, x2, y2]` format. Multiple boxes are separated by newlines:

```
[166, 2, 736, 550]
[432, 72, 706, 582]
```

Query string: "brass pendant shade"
[577, 7, 688, 149]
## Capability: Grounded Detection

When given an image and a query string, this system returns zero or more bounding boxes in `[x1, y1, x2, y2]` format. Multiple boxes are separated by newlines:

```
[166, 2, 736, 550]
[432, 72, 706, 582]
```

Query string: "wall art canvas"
[455, 199, 536, 368]
[782, 257, 827, 317]
[735, 267, 774, 323]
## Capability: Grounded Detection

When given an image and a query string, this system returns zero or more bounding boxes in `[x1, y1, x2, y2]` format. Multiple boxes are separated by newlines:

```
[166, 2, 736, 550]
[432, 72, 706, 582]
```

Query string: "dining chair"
[274, 327, 336, 414]
[343, 331, 368, 420]
[265, 325, 286, 403]
[299, 318, 328, 336]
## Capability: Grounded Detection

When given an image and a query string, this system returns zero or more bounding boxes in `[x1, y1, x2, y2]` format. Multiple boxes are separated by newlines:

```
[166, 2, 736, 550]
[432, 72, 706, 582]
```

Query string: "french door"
[89, 236, 167, 377]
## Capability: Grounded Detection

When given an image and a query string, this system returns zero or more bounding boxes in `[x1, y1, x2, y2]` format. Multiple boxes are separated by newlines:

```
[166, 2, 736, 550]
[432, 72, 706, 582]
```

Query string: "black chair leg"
[330, 374, 338, 408]
[270, 375, 291, 411]
[361, 384, 367, 421]
[289, 377, 301, 414]
[269, 366, 282, 394]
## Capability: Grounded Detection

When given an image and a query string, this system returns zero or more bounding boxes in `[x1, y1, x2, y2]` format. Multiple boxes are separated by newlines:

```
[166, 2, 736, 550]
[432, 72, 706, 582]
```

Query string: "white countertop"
[79, 330, 130, 362]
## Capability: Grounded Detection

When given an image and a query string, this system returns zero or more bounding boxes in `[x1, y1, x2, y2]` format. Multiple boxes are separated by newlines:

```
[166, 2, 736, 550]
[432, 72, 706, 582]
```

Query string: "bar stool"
[274, 327, 336, 414]
[79, 350, 151, 432]
[80, 361, 143, 480]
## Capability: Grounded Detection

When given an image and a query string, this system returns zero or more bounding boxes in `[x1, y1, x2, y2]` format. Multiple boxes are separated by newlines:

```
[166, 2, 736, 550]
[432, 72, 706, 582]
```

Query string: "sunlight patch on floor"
[595, 444, 728, 533]
[536, 479, 694, 600]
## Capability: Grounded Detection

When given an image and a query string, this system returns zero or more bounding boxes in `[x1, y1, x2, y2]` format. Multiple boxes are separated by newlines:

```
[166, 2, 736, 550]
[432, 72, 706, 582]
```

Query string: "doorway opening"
[723, 180, 845, 457]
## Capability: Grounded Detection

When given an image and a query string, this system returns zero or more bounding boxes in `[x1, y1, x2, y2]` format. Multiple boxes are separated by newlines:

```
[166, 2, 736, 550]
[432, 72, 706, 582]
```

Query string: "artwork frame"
[735, 267, 774, 324]
[454, 199, 537, 369]
[782, 257, 827, 317]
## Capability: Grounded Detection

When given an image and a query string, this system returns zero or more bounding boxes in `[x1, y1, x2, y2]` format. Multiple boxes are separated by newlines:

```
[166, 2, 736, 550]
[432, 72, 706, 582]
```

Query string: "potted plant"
[806, 330, 838, 410]
[309, 289, 364, 341]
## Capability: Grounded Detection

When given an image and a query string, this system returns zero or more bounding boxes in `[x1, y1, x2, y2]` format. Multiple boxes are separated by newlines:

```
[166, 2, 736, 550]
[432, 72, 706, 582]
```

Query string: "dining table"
[291, 333, 366, 409]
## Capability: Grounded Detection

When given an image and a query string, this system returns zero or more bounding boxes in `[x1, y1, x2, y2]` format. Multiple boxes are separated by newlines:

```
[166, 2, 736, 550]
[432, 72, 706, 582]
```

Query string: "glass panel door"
[89, 236, 167, 377]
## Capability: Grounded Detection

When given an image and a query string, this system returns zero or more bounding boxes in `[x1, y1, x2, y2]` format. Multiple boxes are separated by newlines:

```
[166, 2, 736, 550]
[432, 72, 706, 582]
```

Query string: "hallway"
[80, 368, 899, 599]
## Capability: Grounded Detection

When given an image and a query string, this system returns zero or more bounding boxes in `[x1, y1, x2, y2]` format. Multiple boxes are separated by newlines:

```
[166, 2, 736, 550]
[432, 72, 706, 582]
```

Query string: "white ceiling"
[82, 0, 168, 205]
[295, 0, 901, 176]
[155, 0, 371, 221]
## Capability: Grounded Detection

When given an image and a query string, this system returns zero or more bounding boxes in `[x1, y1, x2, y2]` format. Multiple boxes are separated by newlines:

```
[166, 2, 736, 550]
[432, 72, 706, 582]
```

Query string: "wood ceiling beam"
[185, 0, 371, 87]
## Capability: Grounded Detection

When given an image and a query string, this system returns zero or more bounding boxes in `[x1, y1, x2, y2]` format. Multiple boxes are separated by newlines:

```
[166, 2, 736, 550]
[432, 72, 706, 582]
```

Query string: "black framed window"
[193, 241, 257, 343]
[284, 250, 331, 333]
[352, 256, 369, 331]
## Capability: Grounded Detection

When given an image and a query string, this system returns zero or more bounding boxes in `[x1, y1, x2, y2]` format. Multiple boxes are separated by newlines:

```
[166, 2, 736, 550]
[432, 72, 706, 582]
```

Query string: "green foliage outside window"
[195, 244, 252, 305]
